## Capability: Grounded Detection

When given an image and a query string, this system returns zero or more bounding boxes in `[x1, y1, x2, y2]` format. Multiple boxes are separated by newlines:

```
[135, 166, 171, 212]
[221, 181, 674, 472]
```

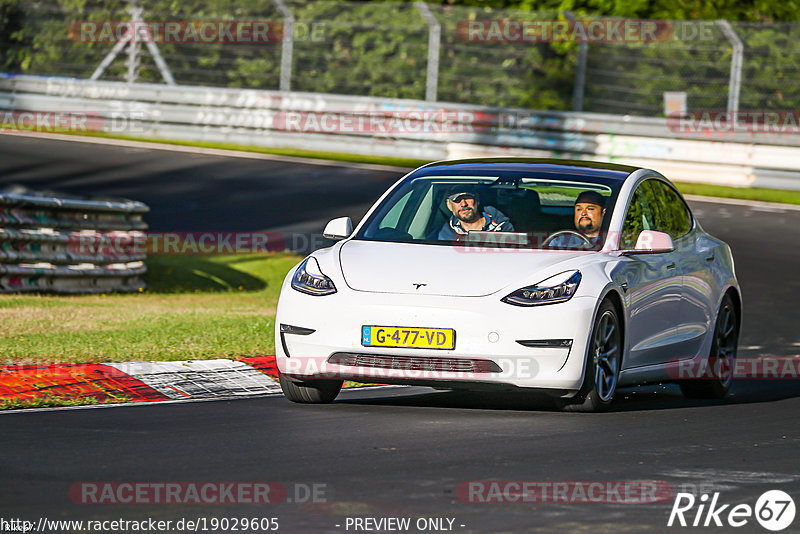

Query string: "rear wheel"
[559, 300, 621, 412]
[279, 371, 343, 404]
[679, 294, 738, 399]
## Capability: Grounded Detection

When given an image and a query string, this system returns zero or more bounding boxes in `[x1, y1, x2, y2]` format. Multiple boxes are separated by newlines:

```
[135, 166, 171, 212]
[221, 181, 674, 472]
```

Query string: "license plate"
[361, 326, 455, 350]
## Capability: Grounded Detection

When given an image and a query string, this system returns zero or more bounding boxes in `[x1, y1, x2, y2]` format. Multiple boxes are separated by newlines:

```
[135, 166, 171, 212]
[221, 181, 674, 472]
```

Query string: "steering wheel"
[542, 230, 593, 248]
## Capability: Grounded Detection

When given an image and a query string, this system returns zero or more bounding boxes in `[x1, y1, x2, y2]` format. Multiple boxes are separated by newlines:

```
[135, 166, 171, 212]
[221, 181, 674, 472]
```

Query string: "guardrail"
[0, 185, 148, 293]
[2, 73, 800, 190]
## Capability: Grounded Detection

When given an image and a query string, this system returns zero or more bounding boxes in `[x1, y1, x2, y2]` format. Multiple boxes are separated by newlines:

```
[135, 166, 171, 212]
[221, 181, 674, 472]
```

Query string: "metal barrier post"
[125, 2, 143, 84]
[272, 0, 295, 92]
[564, 11, 587, 112]
[716, 20, 743, 114]
[415, 2, 440, 102]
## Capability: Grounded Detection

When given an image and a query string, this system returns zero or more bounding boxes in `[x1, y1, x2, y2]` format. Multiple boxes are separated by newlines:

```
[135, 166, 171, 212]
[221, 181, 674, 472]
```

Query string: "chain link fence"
[2, 0, 799, 116]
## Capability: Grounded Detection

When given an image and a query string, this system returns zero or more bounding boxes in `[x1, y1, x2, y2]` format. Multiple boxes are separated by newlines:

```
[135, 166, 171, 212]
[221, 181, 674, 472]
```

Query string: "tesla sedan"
[275, 159, 741, 411]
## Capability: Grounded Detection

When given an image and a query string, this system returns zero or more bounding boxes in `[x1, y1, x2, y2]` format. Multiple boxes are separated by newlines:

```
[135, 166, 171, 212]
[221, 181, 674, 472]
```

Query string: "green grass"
[0, 253, 302, 365]
[674, 181, 800, 204]
[68, 130, 428, 169]
[0, 396, 129, 410]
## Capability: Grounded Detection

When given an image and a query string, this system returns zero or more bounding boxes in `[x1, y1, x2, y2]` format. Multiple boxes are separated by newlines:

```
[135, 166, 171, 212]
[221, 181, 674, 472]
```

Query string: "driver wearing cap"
[437, 188, 514, 240]
[548, 190, 606, 248]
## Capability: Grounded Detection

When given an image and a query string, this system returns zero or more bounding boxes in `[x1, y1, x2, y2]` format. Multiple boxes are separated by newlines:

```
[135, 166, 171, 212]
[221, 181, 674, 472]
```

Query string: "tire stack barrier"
[0, 185, 148, 293]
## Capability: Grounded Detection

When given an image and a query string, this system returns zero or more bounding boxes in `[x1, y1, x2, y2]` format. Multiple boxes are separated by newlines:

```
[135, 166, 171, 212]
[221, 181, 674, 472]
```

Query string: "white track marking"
[107, 359, 282, 399]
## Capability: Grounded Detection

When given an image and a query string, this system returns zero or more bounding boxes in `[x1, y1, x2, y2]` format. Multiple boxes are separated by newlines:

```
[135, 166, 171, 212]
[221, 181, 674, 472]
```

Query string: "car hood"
[338, 240, 588, 296]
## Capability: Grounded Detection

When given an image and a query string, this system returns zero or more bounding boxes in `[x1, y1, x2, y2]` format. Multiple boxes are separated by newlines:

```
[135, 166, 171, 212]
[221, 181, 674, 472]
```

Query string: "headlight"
[291, 257, 337, 296]
[501, 270, 581, 307]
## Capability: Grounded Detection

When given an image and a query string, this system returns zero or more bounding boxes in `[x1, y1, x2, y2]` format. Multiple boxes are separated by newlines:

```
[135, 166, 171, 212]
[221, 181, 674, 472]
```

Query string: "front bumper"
[275, 286, 598, 391]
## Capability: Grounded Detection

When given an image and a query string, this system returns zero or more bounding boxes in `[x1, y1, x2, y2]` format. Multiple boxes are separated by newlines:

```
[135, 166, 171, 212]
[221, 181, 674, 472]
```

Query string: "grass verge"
[674, 181, 800, 205]
[63, 130, 428, 169]
[0, 253, 301, 364]
[0, 396, 129, 410]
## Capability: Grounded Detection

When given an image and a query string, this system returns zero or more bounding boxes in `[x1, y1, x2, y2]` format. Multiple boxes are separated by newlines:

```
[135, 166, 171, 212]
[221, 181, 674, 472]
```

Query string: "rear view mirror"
[323, 217, 353, 240]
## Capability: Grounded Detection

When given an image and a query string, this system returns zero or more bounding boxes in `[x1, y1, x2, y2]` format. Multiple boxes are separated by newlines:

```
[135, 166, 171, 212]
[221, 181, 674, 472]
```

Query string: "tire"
[679, 294, 738, 399]
[279, 371, 343, 404]
[559, 300, 622, 412]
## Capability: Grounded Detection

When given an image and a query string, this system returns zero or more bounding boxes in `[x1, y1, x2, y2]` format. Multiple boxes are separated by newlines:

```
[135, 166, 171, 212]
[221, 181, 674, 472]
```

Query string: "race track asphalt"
[1, 134, 799, 533]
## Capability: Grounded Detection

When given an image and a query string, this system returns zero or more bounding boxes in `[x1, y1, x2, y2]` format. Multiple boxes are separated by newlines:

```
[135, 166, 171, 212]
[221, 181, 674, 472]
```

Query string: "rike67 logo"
[668, 490, 796, 531]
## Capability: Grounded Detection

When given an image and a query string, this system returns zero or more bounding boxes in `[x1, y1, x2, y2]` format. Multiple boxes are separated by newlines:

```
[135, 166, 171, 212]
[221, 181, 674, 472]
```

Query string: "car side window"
[649, 180, 693, 239]
[620, 181, 658, 249]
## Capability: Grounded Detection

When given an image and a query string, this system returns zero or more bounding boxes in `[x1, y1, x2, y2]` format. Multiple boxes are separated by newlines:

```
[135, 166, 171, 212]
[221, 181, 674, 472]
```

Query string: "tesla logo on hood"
[413, 283, 427, 290]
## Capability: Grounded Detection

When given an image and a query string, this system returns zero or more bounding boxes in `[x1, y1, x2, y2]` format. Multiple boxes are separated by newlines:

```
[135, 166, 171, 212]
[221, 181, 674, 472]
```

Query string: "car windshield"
[354, 174, 622, 250]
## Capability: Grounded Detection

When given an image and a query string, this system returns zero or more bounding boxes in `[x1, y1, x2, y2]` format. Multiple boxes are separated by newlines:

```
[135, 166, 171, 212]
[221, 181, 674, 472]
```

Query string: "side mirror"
[622, 230, 674, 254]
[323, 217, 353, 240]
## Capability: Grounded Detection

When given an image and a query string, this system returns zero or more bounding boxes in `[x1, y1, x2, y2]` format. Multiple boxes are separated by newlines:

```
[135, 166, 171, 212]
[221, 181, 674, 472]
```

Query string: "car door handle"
[666, 262, 676, 269]
[705, 253, 715, 262]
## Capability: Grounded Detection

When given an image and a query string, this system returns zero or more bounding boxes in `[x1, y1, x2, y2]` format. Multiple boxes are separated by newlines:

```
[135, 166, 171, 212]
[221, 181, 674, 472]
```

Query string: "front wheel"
[559, 300, 622, 412]
[279, 371, 343, 404]
[679, 294, 738, 399]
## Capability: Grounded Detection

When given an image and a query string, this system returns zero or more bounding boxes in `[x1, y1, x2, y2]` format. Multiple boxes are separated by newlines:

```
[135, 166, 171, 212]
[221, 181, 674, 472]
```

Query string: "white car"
[275, 159, 741, 411]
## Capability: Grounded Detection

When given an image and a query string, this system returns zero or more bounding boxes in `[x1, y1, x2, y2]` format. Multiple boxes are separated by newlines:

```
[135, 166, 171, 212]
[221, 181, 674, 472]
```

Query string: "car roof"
[413, 158, 641, 181]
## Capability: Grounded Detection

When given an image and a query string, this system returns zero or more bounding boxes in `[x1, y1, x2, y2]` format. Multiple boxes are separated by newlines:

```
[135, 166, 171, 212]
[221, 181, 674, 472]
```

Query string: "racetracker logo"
[667, 357, 800, 380]
[667, 110, 800, 135]
[457, 480, 674, 504]
[68, 21, 286, 44]
[68, 482, 329, 505]
[0, 110, 153, 135]
[451, 231, 706, 254]
[0, 111, 103, 133]
[69, 482, 286, 505]
[456, 19, 673, 43]
[271, 110, 494, 134]
[282, 355, 544, 381]
[69, 232, 286, 255]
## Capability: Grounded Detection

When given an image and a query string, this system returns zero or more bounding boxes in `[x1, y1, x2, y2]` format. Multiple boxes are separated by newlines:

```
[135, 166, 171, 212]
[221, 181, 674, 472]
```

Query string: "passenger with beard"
[437, 188, 514, 240]
[548, 191, 606, 249]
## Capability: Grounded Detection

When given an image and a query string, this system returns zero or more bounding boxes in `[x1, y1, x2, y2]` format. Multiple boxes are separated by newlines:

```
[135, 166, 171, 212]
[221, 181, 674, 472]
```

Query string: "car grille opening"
[327, 352, 502, 373]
